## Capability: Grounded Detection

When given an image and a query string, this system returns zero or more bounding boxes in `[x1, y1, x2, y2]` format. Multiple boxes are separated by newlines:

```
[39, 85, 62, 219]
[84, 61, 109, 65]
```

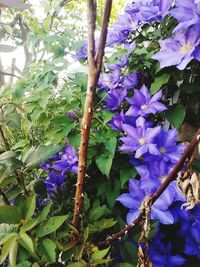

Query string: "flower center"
[180, 44, 191, 54]
[159, 147, 166, 154]
[139, 138, 146, 145]
[141, 104, 148, 110]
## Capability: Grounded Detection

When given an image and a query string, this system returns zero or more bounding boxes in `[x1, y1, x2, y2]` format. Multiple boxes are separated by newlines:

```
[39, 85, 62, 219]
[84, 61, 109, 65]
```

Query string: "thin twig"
[0, 189, 10, 205]
[98, 129, 200, 248]
[72, 0, 112, 229]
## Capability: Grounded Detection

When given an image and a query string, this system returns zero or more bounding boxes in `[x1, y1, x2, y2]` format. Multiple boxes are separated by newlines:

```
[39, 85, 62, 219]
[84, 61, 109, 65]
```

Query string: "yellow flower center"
[159, 147, 166, 154]
[141, 104, 148, 110]
[180, 44, 191, 54]
[139, 138, 146, 145]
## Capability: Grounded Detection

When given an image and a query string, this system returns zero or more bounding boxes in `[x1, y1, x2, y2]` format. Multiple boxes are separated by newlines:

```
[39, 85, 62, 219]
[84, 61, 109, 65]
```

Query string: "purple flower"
[149, 234, 186, 266]
[112, 13, 139, 33]
[139, 0, 172, 22]
[154, 128, 185, 163]
[43, 171, 65, 191]
[104, 88, 127, 111]
[123, 72, 139, 90]
[107, 111, 136, 132]
[152, 25, 200, 70]
[107, 30, 130, 47]
[52, 143, 78, 175]
[117, 179, 175, 224]
[170, 0, 200, 32]
[98, 67, 121, 91]
[125, 0, 171, 23]
[75, 42, 88, 61]
[126, 85, 166, 117]
[120, 116, 161, 158]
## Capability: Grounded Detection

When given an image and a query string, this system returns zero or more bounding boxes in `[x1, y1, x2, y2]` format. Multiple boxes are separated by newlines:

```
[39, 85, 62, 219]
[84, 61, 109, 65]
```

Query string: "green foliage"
[166, 104, 186, 129]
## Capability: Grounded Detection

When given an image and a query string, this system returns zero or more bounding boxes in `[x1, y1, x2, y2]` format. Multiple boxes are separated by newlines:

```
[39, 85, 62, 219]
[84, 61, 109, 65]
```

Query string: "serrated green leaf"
[36, 215, 67, 237]
[0, 205, 22, 224]
[166, 104, 185, 129]
[150, 74, 170, 94]
[39, 239, 56, 263]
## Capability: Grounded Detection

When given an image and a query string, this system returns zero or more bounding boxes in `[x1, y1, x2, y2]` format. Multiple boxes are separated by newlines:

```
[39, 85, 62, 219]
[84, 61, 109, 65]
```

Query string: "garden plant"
[0, 0, 200, 266]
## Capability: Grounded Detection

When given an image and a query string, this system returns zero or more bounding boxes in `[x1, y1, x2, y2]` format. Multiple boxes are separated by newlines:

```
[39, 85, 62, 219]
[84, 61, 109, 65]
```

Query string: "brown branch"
[98, 128, 200, 248]
[72, 0, 112, 229]
[1, 71, 20, 79]
[0, 125, 10, 150]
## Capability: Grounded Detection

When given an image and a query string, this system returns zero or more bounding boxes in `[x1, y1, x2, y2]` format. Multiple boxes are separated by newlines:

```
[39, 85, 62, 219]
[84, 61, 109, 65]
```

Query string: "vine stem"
[72, 0, 113, 229]
[98, 128, 200, 248]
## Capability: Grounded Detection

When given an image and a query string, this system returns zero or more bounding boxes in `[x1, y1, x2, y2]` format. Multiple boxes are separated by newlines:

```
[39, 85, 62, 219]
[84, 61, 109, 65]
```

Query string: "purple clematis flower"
[125, 0, 171, 23]
[177, 204, 200, 259]
[112, 13, 139, 33]
[107, 111, 136, 132]
[52, 143, 78, 175]
[154, 128, 185, 163]
[152, 25, 200, 70]
[139, 0, 172, 22]
[98, 67, 121, 91]
[43, 171, 65, 191]
[123, 72, 139, 90]
[149, 233, 186, 266]
[104, 88, 127, 111]
[117, 179, 175, 225]
[107, 30, 130, 47]
[126, 85, 166, 117]
[170, 0, 200, 32]
[120, 116, 161, 158]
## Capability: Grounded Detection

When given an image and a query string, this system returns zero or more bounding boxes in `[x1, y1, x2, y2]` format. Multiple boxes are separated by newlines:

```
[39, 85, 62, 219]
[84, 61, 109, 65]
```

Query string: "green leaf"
[120, 241, 137, 264]
[95, 137, 117, 177]
[150, 74, 170, 94]
[166, 104, 185, 129]
[67, 263, 86, 267]
[22, 195, 36, 221]
[180, 83, 200, 94]
[23, 144, 63, 168]
[37, 202, 52, 222]
[36, 215, 67, 237]
[0, 235, 18, 264]
[20, 218, 39, 233]
[0, 224, 18, 240]
[12, 140, 29, 150]
[0, 205, 22, 224]
[9, 240, 18, 267]
[148, 220, 158, 240]
[5, 112, 21, 130]
[0, 233, 18, 245]
[39, 239, 56, 263]
[19, 233, 34, 254]
[120, 165, 137, 188]
[91, 247, 110, 260]
[17, 261, 31, 267]
[89, 218, 116, 234]
[0, 151, 16, 161]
